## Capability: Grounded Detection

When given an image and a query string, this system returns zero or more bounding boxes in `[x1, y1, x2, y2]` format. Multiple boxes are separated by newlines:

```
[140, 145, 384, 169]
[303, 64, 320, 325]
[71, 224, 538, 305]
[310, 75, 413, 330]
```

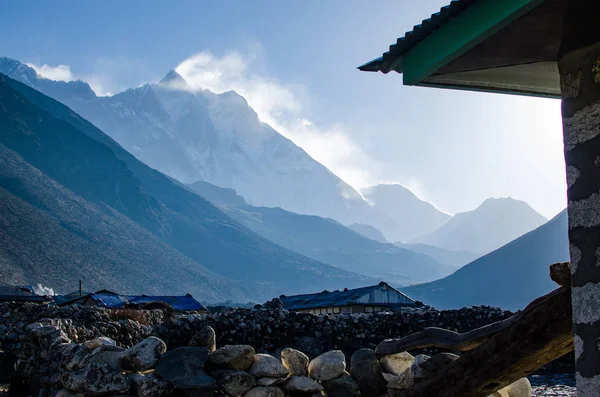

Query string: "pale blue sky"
[0, 0, 567, 218]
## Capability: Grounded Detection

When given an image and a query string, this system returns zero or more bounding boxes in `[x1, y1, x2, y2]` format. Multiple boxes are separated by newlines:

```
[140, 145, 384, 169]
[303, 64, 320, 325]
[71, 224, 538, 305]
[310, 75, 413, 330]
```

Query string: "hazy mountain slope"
[361, 184, 451, 242]
[187, 181, 247, 207]
[0, 144, 247, 302]
[0, 72, 371, 300]
[411, 198, 548, 254]
[402, 210, 569, 310]
[0, 58, 373, 226]
[187, 181, 454, 285]
[348, 223, 388, 243]
[397, 243, 480, 268]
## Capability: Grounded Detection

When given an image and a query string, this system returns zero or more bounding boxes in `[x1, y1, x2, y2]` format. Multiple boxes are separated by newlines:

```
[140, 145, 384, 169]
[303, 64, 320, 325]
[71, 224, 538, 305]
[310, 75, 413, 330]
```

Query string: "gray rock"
[280, 348, 308, 376]
[129, 372, 174, 397]
[154, 347, 216, 393]
[350, 348, 387, 397]
[380, 352, 414, 376]
[62, 363, 130, 395]
[54, 390, 75, 397]
[84, 336, 116, 350]
[419, 353, 459, 375]
[121, 336, 167, 371]
[256, 378, 285, 386]
[189, 326, 216, 352]
[283, 376, 324, 394]
[243, 386, 285, 397]
[84, 349, 125, 372]
[410, 354, 431, 380]
[65, 344, 92, 371]
[209, 345, 255, 370]
[212, 369, 255, 396]
[248, 354, 289, 378]
[322, 373, 360, 397]
[308, 350, 345, 381]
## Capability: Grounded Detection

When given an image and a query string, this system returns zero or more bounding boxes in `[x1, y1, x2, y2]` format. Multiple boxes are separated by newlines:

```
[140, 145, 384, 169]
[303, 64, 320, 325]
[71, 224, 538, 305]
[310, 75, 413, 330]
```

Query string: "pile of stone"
[12, 321, 533, 397]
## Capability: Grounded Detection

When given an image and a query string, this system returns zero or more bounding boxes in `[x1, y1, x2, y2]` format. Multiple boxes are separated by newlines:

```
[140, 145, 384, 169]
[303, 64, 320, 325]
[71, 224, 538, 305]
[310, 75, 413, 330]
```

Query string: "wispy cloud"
[176, 50, 382, 190]
[27, 62, 113, 96]
[26, 63, 73, 81]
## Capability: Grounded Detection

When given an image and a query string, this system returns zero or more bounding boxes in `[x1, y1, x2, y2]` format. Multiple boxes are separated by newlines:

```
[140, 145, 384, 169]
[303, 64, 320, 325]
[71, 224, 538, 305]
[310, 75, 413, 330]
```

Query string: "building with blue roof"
[280, 281, 419, 315]
[57, 290, 206, 312]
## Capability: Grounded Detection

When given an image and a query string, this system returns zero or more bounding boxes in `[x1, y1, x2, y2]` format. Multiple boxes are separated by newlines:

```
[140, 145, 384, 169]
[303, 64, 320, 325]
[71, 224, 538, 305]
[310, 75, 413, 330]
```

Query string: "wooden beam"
[389, 287, 573, 397]
[402, 0, 546, 86]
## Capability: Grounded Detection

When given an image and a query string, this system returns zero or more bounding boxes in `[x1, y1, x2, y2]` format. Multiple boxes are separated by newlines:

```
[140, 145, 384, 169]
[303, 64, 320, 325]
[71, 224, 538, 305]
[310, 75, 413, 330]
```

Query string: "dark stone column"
[559, 40, 600, 395]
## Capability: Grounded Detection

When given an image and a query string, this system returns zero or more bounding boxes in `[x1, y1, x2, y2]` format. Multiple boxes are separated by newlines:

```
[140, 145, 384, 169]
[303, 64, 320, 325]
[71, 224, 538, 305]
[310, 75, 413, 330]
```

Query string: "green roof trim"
[402, 0, 546, 86]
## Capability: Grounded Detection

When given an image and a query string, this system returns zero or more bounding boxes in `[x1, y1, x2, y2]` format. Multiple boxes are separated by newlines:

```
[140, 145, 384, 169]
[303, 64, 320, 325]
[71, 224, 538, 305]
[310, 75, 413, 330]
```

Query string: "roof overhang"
[359, 0, 563, 98]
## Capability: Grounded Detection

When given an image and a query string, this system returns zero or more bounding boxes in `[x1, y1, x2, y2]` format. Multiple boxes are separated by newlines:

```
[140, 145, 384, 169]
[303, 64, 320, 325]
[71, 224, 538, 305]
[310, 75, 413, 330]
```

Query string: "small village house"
[57, 290, 207, 312]
[280, 281, 419, 315]
[0, 281, 51, 304]
[359, 0, 600, 393]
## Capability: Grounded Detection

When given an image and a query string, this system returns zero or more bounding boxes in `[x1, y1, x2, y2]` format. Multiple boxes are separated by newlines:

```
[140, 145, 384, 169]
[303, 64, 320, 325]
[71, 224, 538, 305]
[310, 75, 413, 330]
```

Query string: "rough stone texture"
[410, 354, 431, 380]
[380, 351, 415, 376]
[129, 372, 173, 397]
[209, 345, 255, 370]
[322, 373, 360, 397]
[280, 348, 308, 376]
[349, 348, 387, 397]
[256, 378, 285, 386]
[243, 386, 284, 397]
[283, 376, 323, 394]
[308, 350, 345, 381]
[212, 370, 255, 396]
[559, 39, 600, 397]
[154, 347, 216, 392]
[121, 337, 167, 371]
[491, 377, 532, 397]
[188, 326, 216, 352]
[66, 363, 130, 395]
[248, 354, 289, 378]
[84, 336, 117, 350]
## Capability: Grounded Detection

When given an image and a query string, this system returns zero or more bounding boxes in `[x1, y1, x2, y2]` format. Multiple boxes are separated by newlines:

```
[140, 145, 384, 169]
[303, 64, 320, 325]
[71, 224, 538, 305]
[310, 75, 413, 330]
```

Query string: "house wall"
[355, 284, 414, 305]
[296, 305, 391, 315]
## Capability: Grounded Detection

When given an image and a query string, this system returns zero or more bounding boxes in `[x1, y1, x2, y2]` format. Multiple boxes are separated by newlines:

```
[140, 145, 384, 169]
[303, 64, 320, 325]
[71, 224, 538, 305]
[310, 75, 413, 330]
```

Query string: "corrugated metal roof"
[280, 282, 415, 310]
[89, 293, 206, 311]
[358, 0, 477, 73]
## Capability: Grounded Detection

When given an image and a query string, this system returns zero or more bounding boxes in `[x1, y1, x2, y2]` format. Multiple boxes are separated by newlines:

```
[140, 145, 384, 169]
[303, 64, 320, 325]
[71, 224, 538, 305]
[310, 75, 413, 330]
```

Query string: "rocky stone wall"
[11, 321, 534, 397]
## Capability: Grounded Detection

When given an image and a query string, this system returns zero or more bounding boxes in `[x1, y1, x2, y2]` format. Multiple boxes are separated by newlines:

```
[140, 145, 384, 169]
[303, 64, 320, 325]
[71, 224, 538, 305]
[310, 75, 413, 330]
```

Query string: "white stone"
[248, 354, 289, 378]
[121, 336, 167, 371]
[380, 352, 414, 376]
[308, 350, 346, 381]
[84, 336, 116, 350]
[280, 348, 309, 376]
[490, 377, 532, 397]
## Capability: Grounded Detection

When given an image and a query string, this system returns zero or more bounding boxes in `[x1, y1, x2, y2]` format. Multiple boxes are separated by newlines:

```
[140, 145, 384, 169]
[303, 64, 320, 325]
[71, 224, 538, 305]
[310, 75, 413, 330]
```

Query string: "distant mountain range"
[188, 182, 455, 285]
[2, 57, 523, 249]
[0, 72, 372, 301]
[347, 223, 388, 243]
[0, 57, 559, 307]
[402, 210, 569, 310]
[0, 57, 373, 227]
[360, 184, 451, 242]
[410, 198, 547, 254]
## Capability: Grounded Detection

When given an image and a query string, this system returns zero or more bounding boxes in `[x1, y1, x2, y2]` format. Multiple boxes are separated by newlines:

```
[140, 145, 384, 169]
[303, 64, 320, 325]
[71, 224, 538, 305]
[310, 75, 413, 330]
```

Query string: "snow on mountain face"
[0, 58, 371, 225]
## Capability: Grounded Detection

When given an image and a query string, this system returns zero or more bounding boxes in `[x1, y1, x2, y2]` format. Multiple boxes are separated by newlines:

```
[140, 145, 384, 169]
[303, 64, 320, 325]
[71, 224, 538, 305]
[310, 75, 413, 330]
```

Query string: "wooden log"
[389, 287, 573, 397]
[377, 286, 565, 356]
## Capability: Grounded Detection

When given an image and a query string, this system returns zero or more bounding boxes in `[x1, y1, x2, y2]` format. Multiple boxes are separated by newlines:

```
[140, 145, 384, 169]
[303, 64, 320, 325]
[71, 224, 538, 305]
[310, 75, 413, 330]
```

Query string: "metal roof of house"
[88, 293, 207, 311]
[359, 0, 476, 73]
[280, 282, 415, 310]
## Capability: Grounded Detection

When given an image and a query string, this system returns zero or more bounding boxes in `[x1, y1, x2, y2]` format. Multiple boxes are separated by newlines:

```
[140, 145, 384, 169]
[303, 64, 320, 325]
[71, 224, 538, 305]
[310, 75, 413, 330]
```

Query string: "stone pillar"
[558, 41, 600, 396]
